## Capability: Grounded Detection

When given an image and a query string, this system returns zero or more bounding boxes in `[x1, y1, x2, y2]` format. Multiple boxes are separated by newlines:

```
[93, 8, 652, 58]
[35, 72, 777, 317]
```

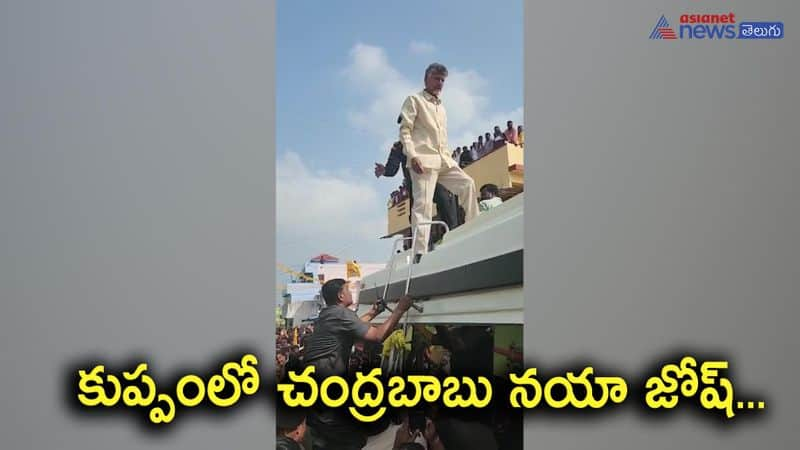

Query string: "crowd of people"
[452, 120, 524, 170]
[276, 323, 386, 384]
[388, 181, 411, 208]
[275, 324, 313, 383]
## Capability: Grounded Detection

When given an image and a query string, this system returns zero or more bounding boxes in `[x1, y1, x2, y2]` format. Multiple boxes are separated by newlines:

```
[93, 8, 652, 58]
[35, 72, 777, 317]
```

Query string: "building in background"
[279, 253, 385, 327]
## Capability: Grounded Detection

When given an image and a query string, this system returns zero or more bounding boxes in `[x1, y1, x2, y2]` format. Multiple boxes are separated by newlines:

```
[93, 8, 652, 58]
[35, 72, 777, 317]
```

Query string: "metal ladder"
[380, 220, 450, 373]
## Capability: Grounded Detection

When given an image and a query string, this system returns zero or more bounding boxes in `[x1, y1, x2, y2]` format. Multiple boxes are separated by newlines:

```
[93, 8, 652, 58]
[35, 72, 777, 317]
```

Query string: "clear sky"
[276, 0, 523, 280]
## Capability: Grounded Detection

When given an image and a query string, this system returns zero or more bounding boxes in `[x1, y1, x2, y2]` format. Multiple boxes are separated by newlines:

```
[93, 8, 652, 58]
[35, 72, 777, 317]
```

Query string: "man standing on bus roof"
[399, 63, 479, 259]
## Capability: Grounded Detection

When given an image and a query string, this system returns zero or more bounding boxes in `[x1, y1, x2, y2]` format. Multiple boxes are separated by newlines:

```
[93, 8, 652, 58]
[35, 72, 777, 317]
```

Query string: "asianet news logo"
[650, 13, 784, 40]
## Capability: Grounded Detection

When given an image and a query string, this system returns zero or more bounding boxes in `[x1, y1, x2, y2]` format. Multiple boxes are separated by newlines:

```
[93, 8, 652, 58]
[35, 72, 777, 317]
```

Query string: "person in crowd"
[459, 143, 475, 168]
[276, 408, 308, 450]
[285, 345, 303, 377]
[398, 63, 479, 261]
[277, 351, 287, 367]
[476, 135, 486, 159]
[483, 132, 494, 154]
[517, 124, 524, 147]
[479, 183, 503, 212]
[276, 351, 288, 382]
[493, 126, 506, 149]
[393, 414, 446, 450]
[302, 279, 413, 449]
[504, 120, 519, 145]
[300, 326, 312, 346]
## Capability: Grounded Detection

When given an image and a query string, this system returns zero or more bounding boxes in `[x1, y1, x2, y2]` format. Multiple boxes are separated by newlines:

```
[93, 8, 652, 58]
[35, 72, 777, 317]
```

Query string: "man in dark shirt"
[276, 408, 307, 450]
[374, 141, 409, 185]
[303, 279, 412, 450]
[303, 278, 412, 377]
[458, 144, 475, 168]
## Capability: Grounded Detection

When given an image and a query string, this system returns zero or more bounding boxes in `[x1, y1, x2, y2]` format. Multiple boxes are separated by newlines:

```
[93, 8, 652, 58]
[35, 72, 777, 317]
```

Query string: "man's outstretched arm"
[383, 147, 402, 177]
[363, 296, 413, 342]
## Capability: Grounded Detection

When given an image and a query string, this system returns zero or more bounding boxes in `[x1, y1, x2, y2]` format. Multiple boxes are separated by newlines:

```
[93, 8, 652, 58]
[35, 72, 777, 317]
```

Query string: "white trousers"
[409, 164, 478, 254]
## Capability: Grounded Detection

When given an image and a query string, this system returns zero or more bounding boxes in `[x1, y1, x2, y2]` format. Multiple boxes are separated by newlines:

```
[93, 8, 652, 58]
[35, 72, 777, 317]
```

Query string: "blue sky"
[276, 0, 523, 280]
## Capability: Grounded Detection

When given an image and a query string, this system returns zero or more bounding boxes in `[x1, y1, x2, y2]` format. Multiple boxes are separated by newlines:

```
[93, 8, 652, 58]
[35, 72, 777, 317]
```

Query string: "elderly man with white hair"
[398, 63, 479, 261]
